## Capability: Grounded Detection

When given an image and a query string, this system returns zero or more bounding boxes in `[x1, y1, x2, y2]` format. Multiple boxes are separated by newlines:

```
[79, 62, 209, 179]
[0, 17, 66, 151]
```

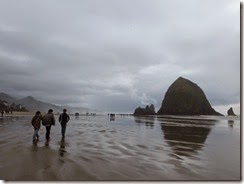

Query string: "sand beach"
[0, 114, 240, 181]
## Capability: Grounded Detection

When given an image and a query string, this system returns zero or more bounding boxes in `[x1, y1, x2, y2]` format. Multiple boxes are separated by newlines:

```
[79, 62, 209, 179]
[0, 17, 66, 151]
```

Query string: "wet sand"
[0, 115, 240, 181]
[0, 142, 95, 180]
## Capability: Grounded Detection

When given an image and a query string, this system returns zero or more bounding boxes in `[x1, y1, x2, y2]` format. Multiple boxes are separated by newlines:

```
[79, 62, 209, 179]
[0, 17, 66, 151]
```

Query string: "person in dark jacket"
[59, 109, 70, 139]
[42, 109, 55, 141]
[31, 111, 42, 142]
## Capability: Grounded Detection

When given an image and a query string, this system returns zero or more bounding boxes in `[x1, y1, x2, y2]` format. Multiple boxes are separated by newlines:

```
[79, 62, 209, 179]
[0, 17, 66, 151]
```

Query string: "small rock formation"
[157, 77, 222, 116]
[134, 104, 156, 116]
[227, 107, 236, 116]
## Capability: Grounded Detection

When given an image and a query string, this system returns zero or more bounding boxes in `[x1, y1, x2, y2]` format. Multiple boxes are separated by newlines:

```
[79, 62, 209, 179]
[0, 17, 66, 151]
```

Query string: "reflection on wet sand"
[45, 139, 50, 146]
[228, 120, 234, 128]
[134, 116, 155, 128]
[32, 141, 38, 151]
[33, 139, 38, 146]
[0, 115, 240, 180]
[159, 119, 215, 158]
[134, 116, 216, 158]
[145, 121, 154, 128]
[59, 138, 66, 157]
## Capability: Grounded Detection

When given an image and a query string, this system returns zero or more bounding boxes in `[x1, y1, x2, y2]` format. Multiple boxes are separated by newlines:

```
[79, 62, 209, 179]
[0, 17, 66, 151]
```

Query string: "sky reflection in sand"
[0, 115, 240, 181]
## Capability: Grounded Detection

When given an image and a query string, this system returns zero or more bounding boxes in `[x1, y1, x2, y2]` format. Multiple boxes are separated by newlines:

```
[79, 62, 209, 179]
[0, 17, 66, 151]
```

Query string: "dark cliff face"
[157, 77, 222, 116]
[227, 107, 236, 116]
[134, 104, 156, 116]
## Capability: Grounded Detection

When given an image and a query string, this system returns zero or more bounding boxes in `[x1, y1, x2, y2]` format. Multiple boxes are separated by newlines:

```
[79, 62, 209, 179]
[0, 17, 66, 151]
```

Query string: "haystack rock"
[157, 77, 222, 116]
[134, 104, 156, 116]
[227, 107, 236, 116]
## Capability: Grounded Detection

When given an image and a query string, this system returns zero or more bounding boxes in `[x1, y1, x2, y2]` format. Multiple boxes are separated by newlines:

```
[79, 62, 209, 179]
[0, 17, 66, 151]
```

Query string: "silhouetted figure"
[1, 110, 3, 117]
[31, 111, 42, 143]
[59, 109, 70, 139]
[110, 114, 115, 121]
[42, 109, 55, 141]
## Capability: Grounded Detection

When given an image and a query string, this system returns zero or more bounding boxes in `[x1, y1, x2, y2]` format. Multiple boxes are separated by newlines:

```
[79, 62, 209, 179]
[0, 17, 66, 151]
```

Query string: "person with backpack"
[31, 111, 42, 142]
[59, 109, 70, 139]
[42, 109, 55, 141]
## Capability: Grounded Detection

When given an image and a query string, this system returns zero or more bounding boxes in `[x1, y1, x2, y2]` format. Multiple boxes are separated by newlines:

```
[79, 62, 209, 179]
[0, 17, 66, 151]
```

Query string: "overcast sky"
[0, 0, 240, 114]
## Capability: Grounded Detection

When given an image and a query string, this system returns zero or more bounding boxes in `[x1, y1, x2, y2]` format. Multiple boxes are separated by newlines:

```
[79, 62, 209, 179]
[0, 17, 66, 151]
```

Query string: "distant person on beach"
[42, 109, 55, 141]
[31, 111, 42, 142]
[59, 109, 70, 139]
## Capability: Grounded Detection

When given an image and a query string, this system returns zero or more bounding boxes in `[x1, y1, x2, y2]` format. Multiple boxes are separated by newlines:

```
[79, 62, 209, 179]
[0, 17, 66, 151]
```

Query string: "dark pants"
[46, 125, 52, 139]
[61, 122, 67, 137]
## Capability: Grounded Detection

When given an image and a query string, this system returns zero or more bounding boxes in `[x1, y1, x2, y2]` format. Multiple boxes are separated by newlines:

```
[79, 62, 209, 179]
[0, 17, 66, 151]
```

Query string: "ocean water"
[0, 114, 240, 180]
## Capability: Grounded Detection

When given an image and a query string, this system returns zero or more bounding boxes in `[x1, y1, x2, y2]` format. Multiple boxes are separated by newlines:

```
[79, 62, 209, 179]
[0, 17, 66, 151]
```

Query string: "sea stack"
[134, 104, 156, 116]
[227, 107, 236, 116]
[157, 77, 222, 116]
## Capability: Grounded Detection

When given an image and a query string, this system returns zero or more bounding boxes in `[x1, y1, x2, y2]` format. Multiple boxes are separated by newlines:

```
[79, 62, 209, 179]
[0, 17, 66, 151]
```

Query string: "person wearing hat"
[42, 109, 55, 141]
[59, 109, 70, 139]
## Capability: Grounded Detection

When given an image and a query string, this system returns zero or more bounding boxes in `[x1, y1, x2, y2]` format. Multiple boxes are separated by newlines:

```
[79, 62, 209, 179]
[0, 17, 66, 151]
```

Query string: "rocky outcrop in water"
[227, 107, 236, 116]
[157, 77, 222, 116]
[134, 104, 156, 116]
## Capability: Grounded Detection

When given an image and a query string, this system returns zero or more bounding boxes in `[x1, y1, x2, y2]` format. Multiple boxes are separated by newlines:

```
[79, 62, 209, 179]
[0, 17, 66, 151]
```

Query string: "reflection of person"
[31, 111, 42, 142]
[42, 109, 55, 141]
[59, 139, 66, 157]
[59, 109, 70, 139]
[228, 120, 234, 128]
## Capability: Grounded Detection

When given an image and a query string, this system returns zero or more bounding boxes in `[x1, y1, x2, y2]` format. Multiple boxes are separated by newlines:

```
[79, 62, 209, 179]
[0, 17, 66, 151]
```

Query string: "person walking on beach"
[42, 109, 55, 141]
[59, 109, 70, 139]
[31, 111, 42, 142]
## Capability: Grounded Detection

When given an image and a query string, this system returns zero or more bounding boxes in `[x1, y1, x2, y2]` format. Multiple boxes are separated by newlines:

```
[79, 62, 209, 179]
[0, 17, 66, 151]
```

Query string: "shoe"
[33, 139, 37, 144]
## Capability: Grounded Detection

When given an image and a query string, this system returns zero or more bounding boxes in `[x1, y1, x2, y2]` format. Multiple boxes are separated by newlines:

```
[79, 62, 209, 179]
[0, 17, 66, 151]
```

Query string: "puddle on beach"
[0, 115, 240, 181]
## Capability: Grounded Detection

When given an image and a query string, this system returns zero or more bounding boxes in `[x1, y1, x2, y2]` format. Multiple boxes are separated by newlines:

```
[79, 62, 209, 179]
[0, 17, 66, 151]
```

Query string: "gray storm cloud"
[0, 0, 240, 114]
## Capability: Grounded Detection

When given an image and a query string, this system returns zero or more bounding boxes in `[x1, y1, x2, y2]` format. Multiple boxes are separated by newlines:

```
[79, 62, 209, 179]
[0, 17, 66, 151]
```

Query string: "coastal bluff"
[157, 77, 222, 116]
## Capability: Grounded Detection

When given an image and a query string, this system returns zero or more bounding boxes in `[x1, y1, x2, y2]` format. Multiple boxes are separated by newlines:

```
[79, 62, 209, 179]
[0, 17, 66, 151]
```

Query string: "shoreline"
[0, 112, 240, 118]
[0, 111, 35, 116]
